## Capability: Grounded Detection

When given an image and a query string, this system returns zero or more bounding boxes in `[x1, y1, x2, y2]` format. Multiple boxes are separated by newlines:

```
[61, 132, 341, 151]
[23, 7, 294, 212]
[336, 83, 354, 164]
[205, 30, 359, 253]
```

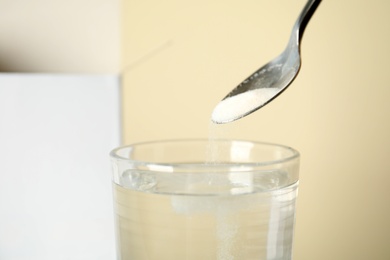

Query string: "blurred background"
[1, 0, 390, 259]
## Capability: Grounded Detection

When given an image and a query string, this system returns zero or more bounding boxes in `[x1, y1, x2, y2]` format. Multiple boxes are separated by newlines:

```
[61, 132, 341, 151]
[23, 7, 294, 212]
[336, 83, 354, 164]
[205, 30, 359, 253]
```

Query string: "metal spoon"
[212, 0, 321, 124]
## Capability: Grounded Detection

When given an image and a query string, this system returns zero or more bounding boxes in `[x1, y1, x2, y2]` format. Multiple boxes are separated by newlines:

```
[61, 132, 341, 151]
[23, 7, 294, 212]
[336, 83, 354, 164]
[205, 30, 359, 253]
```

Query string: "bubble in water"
[121, 170, 157, 191]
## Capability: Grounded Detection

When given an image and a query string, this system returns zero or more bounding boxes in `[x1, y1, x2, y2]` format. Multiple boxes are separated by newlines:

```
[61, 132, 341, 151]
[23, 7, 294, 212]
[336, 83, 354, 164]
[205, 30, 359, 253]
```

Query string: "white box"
[0, 74, 121, 259]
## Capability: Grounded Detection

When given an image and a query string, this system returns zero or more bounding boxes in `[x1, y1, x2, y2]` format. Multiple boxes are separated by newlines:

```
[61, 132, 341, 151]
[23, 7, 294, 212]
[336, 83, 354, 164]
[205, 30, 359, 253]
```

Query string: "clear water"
[113, 170, 298, 260]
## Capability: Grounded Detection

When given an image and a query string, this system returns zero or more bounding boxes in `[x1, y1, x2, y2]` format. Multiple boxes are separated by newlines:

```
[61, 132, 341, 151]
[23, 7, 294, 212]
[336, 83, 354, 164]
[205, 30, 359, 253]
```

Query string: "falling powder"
[211, 88, 280, 123]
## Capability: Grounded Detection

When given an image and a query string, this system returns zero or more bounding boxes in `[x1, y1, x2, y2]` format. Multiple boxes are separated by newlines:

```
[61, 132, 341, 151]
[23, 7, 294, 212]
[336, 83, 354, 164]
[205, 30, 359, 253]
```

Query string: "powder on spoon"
[211, 88, 280, 123]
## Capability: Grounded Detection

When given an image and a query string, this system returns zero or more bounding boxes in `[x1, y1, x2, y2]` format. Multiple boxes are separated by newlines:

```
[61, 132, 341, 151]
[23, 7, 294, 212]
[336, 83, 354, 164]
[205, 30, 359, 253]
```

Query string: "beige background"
[0, 0, 120, 72]
[122, 0, 390, 259]
[1, 0, 389, 259]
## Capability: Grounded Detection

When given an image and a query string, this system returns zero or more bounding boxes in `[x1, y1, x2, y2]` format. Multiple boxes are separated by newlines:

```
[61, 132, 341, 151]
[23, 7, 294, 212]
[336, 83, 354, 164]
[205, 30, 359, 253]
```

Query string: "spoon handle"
[295, 0, 322, 42]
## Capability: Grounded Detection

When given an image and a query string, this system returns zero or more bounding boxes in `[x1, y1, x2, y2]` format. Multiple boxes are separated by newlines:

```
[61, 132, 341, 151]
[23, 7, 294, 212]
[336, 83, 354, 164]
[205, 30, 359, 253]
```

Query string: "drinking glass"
[110, 139, 300, 260]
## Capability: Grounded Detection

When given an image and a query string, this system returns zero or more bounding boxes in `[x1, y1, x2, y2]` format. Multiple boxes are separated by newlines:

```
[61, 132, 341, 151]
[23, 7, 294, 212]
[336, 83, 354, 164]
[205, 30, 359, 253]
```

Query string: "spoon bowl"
[212, 0, 321, 124]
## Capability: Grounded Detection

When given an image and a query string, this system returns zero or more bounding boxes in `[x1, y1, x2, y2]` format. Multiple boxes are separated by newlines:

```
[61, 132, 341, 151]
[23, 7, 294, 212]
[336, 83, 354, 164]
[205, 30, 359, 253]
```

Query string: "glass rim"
[110, 138, 299, 170]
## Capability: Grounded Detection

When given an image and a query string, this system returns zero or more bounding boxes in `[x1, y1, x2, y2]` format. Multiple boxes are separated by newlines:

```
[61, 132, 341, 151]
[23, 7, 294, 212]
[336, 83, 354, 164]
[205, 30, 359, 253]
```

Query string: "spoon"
[212, 0, 321, 124]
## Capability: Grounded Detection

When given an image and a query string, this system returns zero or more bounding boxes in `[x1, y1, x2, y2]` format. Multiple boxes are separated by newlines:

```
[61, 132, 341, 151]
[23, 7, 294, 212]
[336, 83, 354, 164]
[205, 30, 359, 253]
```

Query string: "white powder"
[172, 88, 283, 258]
[211, 88, 280, 123]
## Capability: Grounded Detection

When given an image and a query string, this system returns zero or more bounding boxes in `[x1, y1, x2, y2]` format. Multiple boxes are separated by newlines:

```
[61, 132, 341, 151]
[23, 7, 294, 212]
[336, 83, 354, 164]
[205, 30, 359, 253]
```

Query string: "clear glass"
[110, 139, 300, 260]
